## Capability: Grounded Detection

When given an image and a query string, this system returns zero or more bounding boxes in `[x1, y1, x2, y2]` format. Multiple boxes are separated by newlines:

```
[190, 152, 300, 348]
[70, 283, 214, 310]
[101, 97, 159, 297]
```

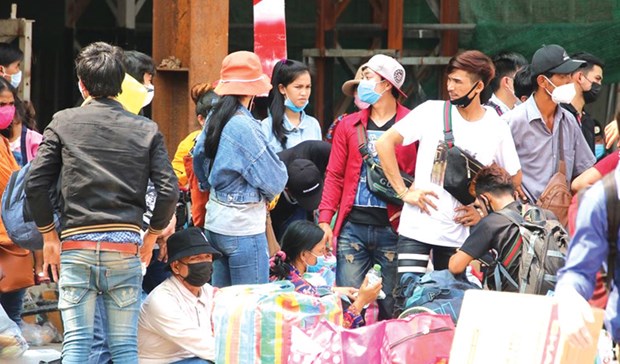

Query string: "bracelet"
[396, 188, 408, 200]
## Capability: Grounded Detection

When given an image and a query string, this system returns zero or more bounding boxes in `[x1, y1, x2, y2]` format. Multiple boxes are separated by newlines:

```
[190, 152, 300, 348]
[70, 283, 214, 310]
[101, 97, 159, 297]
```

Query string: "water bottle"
[366, 264, 386, 300]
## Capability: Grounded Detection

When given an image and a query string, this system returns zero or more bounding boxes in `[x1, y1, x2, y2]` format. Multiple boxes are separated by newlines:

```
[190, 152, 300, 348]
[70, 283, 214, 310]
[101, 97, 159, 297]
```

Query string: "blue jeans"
[205, 230, 269, 287]
[336, 221, 398, 320]
[89, 295, 111, 364]
[0, 288, 25, 326]
[59, 250, 142, 364]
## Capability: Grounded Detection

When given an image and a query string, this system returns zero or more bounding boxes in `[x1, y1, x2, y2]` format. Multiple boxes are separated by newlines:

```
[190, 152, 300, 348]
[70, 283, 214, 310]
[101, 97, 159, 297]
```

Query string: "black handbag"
[434, 101, 484, 205]
[356, 124, 414, 206]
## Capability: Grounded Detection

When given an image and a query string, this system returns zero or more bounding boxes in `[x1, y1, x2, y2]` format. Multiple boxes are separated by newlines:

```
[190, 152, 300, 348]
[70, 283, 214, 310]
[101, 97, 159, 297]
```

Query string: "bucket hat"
[214, 51, 272, 96]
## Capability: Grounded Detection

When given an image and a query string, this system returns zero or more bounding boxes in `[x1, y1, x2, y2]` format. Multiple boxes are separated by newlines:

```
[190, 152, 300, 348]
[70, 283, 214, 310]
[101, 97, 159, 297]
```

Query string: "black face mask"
[181, 261, 213, 287]
[583, 82, 601, 104]
[480, 195, 494, 214]
[450, 82, 480, 108]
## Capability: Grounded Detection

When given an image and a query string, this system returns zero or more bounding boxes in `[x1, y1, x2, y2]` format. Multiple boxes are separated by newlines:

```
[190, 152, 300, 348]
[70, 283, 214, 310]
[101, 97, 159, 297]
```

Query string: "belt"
[62, 241, 139, 255]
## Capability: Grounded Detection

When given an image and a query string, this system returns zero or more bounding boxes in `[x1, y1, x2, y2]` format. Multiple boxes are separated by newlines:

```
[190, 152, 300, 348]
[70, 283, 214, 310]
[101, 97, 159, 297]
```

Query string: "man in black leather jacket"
[25, 41, 178, 363]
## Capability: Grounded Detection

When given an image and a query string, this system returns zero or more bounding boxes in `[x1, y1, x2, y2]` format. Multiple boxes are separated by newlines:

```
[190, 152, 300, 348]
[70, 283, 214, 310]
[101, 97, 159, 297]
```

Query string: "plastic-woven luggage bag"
[212, 281, 343, 364]
[289, 313, 454, 364]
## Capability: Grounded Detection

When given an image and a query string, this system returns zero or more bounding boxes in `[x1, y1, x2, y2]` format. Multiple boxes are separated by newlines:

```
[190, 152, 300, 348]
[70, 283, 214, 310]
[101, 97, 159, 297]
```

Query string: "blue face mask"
[304, 251, 324, 272]
[357, 79, 384, 105]
[284, 97, 308, 113]
[595, 144, 606, 159]
[306, 255, 325, 273]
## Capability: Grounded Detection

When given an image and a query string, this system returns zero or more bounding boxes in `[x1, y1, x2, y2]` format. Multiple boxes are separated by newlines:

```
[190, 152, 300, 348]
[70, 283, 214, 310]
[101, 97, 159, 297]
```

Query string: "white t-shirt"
[394, 100, 521, 248]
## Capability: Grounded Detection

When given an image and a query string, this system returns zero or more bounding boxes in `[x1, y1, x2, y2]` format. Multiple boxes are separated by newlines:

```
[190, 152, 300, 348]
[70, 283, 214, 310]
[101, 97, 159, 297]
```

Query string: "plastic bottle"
[366, 264, 386, 300]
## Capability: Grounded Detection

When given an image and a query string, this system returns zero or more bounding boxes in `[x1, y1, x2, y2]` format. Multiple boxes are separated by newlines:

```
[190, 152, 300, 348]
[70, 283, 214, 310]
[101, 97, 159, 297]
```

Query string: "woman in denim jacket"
[195, 51, 287, 287]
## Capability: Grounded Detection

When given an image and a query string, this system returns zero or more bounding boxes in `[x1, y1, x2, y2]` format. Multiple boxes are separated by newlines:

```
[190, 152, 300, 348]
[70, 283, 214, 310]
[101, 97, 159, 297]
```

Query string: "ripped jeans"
[336, 221, 398, 320]
[59, 250, 142, 364]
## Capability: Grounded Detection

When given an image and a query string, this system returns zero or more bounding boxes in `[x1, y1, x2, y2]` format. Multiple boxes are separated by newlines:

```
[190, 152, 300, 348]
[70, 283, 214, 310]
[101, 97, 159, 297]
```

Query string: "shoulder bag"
[356, 124, 414, 206]
[433, 101, 484, 205]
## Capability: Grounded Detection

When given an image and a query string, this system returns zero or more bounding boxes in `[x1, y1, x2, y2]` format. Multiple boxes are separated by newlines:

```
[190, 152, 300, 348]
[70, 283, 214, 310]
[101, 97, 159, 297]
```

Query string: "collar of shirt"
[283, 110, 309, 132]
[490, 93, 511, 114]
[170, 274, 209, 307]
[523, 95, 568, 130]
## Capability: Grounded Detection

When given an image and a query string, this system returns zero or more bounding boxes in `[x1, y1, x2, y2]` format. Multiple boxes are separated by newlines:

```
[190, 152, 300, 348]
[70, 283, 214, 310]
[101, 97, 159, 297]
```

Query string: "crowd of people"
[0, 37, 616, 363]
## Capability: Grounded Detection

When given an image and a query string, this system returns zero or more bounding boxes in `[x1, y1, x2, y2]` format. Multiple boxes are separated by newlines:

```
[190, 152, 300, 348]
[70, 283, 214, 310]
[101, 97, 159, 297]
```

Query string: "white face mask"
[143, 85, 155, 107]
[544, 76, 576, 104]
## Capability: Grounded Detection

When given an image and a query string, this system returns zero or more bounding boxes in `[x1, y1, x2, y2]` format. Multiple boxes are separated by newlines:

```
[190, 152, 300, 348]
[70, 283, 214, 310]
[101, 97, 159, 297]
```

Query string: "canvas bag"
[431, 102, 484, 206]
[399, 269, 480, 324]
[491, 205, 568, 295]
[535, 124, 571, 227]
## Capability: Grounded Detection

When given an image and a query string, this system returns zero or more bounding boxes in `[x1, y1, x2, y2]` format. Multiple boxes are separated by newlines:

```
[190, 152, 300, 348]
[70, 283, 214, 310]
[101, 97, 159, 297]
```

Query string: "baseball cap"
[166, 227, 221, 268]
[530, 44, 585, 76]
[364, 54, 407, 98]
[285, 159, 323, 211]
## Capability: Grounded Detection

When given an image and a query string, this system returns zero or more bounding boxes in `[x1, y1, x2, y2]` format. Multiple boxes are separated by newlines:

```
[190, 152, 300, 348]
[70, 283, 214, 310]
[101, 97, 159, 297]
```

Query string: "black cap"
[531, 44, 585, 75]
[285, 159, 323, 211]
[166, 227, 221, 267]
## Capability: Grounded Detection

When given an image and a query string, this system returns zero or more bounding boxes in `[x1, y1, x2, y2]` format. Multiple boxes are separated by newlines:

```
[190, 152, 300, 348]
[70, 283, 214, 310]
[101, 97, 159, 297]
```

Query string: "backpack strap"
[443, 101, 454, 148]
[491, 263, 519, 292]
[20, 125, 27, 165]
[603, 173, 619, 290]
[486, 100, 504, 116]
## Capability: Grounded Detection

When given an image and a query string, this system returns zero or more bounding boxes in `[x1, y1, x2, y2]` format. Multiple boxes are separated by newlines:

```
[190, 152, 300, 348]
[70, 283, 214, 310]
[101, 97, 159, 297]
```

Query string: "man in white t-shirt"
[376, 50, 523, 315]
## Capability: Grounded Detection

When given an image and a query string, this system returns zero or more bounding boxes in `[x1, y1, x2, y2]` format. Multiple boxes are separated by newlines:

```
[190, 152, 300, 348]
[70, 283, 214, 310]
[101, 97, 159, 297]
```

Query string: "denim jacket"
[193, 106, 287, 204]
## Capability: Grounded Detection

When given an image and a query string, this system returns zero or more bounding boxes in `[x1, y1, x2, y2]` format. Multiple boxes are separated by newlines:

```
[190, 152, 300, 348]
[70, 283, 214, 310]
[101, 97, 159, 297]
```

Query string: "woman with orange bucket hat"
[193, 51, 287, 287]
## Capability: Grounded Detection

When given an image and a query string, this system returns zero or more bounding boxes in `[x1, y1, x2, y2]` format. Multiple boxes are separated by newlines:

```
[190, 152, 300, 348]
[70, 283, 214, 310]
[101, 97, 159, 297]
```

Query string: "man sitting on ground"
[138, 227, 220, 364]
[449, 164, 552, 291]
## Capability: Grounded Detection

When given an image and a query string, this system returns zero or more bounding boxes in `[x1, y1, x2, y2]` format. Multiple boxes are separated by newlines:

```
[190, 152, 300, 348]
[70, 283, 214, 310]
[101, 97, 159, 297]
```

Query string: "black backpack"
[485, 205, 569, 295]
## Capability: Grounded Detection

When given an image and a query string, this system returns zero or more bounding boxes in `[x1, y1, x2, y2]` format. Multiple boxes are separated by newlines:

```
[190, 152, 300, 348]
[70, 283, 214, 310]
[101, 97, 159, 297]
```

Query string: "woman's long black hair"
[267, 59, 310, 150]
[203, 95, 241, 160]
[269, 220, 325, 280]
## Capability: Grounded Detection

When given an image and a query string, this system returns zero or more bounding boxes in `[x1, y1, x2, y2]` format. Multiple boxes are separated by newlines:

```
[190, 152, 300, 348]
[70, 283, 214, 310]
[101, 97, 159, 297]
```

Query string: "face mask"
[583, 80, 601, 104]
[354, 94, 370, 110]
[543, 77, 576, 104]
[306, 255, 326, 273]
[303, 251, 323, 271]
[595, 144, 606, 159]
[284, 97, 308, 113]
[450, 82, 479, 108]
[0, 104, 15, 129]
[181, 261, 213, 287]
[5, 71, 21, 89]
[357, 79, 385, 105]
[143, 85, 155, 107]
[480, 195, 494, 214]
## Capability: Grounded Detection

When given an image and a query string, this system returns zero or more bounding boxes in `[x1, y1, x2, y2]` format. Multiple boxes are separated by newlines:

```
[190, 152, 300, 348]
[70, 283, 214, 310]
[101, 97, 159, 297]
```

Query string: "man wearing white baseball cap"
[318, 54, 418, 320]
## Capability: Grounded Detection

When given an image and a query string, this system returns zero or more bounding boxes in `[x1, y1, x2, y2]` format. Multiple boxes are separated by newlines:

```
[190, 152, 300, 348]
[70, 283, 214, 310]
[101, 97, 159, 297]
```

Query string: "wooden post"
[152, 0, 229, 155]
[439, 0, 459, 100]
[314, 0, 336, 132]
[387, 0, 404, 54]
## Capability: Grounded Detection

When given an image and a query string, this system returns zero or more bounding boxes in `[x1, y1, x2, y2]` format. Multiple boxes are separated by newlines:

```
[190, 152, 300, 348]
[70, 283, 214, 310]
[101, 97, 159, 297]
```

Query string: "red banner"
[253, 0, 287, 82]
